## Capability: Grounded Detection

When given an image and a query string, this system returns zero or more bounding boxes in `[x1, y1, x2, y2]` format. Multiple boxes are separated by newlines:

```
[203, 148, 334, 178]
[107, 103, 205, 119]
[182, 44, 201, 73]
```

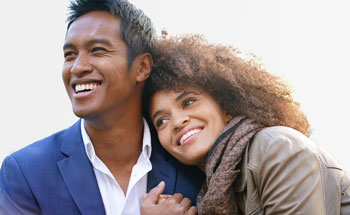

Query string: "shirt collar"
[81, 118, 152, 163]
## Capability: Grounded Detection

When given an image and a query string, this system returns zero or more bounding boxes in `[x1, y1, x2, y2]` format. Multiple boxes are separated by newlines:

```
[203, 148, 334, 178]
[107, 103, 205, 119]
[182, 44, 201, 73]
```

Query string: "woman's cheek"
[158, 131, 170, 149]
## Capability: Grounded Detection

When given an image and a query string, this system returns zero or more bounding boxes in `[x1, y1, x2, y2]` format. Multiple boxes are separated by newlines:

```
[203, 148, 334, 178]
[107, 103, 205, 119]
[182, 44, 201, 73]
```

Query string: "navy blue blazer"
[0, 120, 204, 215]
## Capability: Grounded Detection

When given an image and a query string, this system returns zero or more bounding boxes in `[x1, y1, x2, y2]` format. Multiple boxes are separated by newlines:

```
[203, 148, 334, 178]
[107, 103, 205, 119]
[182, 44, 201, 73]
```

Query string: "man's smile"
[74, 82, 101, 93]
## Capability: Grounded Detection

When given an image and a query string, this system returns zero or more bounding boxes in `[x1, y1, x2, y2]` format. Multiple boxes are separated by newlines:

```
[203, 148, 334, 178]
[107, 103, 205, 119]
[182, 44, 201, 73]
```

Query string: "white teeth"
[75, 83, 99, 93]
[179, 129, 201, 145]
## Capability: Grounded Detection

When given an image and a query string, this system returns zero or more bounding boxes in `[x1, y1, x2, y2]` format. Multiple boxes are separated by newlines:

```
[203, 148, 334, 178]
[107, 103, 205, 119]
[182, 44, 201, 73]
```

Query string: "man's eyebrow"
[63, 39, 113, 50]
[87, 39, 113, 47]
[63, 43, 74, 50]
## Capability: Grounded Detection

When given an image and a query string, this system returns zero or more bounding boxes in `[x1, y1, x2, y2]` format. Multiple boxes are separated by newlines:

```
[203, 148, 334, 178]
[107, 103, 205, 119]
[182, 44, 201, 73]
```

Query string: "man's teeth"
[179, 129, 201, 145]
[75, 83, 99, 93]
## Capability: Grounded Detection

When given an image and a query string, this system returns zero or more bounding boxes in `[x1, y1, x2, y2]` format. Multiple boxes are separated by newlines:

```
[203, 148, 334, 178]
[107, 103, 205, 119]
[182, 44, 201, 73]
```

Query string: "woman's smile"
[150, 88, 229, 167]
[177, 127, 203, 146]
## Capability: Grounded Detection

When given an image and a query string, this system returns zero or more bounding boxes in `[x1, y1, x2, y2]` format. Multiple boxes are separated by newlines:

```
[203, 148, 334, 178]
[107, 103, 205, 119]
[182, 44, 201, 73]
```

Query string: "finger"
[142, 193, 148, 200]
[169, 193, 184, 203]
[143, 181, 165, 204]
[179, 197, 191, 211]
[186, 206, 197, 215]
[156, 194, 171, 204]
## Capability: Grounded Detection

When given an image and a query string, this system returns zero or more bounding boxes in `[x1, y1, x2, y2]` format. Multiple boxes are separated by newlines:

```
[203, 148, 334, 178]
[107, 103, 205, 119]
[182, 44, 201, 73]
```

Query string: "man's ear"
[135, 53, 153, 83]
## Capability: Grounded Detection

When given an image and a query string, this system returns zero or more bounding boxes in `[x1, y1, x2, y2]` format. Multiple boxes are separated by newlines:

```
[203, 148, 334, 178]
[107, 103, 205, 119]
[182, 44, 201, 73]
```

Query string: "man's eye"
[64, 51, 75, 59]
[91, 47, 106, 52]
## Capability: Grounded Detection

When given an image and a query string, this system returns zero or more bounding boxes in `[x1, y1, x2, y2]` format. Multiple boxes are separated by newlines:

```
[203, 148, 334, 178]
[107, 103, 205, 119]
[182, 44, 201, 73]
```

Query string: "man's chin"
[72, 107, 92, 119]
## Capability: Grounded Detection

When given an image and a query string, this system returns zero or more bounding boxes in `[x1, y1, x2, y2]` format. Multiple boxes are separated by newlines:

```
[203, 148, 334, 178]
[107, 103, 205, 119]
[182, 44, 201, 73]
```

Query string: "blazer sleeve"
[251, 129, 326, 215]
[0, 155, 41, 215]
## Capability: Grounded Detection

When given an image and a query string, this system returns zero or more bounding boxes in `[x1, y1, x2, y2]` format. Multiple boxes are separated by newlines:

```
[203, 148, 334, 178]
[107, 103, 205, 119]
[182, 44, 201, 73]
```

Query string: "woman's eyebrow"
[152, 110, 163, 122]
[175, 91, 196, 102]
[152, 91, 197, 121]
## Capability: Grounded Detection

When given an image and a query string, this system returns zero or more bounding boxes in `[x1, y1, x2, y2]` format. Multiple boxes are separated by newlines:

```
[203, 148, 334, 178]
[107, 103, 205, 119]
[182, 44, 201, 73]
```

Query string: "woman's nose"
[173, 112, 189, 131]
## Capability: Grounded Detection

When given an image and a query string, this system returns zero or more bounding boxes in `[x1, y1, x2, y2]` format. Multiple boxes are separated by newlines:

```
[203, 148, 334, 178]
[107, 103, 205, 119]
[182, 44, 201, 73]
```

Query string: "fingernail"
[142, 193, 148, 199]
[158, 181, 164, 187]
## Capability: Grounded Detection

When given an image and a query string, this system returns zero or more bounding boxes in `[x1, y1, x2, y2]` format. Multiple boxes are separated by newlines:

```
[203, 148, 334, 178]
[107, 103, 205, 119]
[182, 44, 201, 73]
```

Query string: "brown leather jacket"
[233, 126, 350, 214]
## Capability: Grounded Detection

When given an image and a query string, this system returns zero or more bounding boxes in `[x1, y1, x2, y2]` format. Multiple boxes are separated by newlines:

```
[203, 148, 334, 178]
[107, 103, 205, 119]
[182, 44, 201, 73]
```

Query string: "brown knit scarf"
[197, 116, 263, 215]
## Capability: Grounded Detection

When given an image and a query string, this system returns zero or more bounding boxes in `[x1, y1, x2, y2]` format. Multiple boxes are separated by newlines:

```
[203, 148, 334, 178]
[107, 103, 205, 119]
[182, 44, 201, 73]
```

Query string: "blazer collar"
[60, 120, 82, 156]
[57, 119, 105, 215]
[57, 119, 179, 212]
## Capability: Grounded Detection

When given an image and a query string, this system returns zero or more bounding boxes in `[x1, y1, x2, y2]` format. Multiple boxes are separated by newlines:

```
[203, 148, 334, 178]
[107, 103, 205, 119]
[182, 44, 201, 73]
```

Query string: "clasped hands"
[141, 181, 197, 215]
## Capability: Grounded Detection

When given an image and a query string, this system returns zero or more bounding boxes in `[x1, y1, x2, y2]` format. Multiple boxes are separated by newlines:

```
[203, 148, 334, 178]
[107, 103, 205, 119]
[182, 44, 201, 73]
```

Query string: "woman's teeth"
[179, 129, 201, 145]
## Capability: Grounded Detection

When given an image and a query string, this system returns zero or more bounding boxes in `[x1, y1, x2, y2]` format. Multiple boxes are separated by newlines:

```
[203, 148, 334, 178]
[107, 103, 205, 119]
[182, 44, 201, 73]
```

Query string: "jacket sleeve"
[252, 130, 326, 215]
[0, 155, 41, 215]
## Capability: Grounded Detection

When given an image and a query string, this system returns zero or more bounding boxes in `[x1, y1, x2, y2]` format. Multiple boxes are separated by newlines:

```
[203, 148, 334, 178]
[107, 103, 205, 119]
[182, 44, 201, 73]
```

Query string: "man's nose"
[70, 53, 93, 76]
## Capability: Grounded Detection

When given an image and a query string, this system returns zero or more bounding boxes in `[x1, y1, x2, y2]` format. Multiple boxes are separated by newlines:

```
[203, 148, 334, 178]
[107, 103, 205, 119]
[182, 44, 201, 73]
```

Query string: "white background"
[0, 0, 349, 170]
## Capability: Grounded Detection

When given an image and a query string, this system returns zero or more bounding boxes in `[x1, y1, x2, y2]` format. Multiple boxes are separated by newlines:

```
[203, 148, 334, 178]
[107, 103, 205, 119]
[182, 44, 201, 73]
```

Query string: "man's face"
[62, 11, 140, 120]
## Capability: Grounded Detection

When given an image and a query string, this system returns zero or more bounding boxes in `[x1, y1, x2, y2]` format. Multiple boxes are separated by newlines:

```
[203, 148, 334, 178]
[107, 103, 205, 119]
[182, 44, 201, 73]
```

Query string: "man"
[0, 0, 204, 214]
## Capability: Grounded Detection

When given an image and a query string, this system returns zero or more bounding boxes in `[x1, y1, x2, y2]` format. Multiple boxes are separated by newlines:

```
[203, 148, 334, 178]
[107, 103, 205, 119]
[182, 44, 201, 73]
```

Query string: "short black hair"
[67, 0, 156, 66]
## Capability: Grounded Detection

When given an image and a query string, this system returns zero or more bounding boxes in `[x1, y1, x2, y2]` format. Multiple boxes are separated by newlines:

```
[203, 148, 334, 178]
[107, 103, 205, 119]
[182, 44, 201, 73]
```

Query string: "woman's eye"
[183, 98, 195, 107]
[155, 118, 168, 128]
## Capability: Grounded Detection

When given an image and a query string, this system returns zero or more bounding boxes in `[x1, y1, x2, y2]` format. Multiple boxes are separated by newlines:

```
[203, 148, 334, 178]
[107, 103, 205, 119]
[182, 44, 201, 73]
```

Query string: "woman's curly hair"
[143, 35, 310, 135]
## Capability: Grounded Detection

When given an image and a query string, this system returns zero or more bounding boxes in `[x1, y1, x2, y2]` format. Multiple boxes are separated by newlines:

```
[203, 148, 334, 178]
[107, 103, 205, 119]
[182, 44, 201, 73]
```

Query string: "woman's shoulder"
[254, 126, 309, 144]
[247, 126, 326, 176]
[244, 127, 350, 214]
[248, 126, 345, 173]
[250, 126, 316, 158]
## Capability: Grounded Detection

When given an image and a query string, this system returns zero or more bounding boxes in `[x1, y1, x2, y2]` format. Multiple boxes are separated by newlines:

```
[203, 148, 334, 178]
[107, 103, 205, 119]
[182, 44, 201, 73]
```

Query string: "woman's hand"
[141, 181, 197, 215]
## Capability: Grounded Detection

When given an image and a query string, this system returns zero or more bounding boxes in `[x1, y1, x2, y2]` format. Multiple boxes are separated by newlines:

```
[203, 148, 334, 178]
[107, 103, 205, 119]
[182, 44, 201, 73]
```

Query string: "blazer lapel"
[147, 132, 177, 194]
[57, 120, 105, 215]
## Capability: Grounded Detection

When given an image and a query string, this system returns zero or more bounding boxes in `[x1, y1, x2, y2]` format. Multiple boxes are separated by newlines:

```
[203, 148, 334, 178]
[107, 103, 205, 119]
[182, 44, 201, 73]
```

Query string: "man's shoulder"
[10, 120, 81, 164]
[12, 129, 65, 159]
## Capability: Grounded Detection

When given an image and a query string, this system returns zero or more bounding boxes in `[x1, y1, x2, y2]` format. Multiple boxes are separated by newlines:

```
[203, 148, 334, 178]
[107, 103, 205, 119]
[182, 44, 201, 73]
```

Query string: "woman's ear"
[225, 112, 232, 123]
[135, 53, 153, 83]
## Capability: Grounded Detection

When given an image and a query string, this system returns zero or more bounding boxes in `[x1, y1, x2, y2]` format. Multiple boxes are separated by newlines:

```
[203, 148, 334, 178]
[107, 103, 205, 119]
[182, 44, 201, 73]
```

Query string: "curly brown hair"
[143, 35, 310, 135]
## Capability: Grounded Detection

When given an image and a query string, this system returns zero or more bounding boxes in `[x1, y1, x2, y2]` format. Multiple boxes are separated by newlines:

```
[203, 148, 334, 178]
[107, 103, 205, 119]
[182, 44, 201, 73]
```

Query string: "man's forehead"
[67, 11, 121, 34]
[65, 11, 122, 43]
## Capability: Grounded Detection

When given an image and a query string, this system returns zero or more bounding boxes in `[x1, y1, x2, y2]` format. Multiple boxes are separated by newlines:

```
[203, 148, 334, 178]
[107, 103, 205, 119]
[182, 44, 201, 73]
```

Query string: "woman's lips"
[178, 128, 202, 146]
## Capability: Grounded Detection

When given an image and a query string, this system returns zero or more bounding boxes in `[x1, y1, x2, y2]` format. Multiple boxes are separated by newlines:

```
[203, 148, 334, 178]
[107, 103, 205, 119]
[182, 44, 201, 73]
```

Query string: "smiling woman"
[143, 35, 350, 214]
[150, 89, 229, 169]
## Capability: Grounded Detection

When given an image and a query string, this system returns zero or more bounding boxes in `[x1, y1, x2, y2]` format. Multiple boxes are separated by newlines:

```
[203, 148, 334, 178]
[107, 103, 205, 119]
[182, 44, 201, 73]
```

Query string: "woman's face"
[150, 89, 229, 169]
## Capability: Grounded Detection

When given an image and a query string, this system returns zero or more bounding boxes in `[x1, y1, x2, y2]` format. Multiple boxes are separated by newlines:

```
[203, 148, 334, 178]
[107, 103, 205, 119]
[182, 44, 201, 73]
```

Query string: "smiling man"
[0, 0, 204, 214]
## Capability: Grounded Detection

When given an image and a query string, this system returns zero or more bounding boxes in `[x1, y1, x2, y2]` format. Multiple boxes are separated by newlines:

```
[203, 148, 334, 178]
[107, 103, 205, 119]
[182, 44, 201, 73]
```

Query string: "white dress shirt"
[81, 119, 152, 215]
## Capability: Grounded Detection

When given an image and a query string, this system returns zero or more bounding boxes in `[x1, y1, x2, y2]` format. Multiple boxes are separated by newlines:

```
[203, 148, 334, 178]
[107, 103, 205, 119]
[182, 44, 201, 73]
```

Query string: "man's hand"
[141, 181, 197, 215]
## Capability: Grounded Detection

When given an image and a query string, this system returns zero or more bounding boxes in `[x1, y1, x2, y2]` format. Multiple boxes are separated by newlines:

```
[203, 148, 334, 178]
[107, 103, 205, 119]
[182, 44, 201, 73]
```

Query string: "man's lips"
[71, 80, 102, 94]
[177, 127, 203, 146]
[74, 82, 100, 93]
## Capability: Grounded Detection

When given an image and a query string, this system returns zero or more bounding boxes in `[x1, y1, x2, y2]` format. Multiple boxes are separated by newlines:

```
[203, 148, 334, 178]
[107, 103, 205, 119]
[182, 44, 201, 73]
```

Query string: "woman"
[142, 35, 350, 214]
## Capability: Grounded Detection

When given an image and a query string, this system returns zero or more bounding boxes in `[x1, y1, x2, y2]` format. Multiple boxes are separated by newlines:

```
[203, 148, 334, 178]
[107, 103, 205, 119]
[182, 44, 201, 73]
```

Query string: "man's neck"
[83, 112, 145, 194]
[84, 115, 144, 163]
